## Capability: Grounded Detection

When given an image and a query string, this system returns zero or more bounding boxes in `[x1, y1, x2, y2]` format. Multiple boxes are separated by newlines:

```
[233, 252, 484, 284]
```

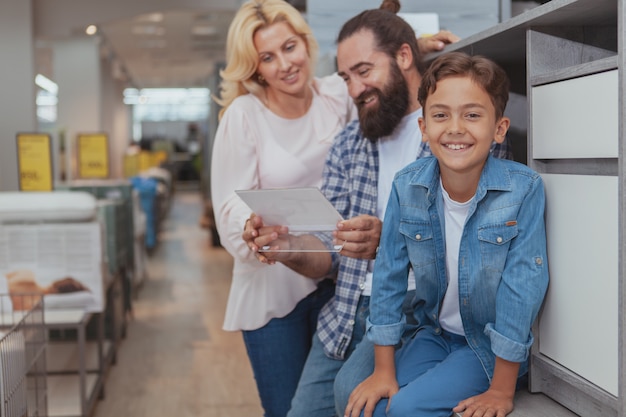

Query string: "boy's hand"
[334, 215, 382, 259]
[344, 372, 398, 417]
[453, 387, 514, 417]
[455, 357, 518, 416]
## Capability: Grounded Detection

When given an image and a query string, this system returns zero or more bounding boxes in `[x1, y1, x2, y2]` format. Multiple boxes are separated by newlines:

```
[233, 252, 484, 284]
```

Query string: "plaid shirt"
[317, 119, 513, 360]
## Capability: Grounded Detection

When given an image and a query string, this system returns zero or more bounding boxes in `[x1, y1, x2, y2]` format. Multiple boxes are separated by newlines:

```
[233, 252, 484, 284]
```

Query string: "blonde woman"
[210, 1, 456, 415]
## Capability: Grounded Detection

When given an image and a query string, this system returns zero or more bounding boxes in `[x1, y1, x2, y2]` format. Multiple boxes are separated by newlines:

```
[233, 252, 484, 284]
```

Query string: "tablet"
[235, 187, 344, 252]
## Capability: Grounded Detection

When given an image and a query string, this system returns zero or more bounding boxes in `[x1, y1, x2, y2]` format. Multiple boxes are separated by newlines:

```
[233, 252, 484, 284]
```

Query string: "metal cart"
[0, 294, 47, 417]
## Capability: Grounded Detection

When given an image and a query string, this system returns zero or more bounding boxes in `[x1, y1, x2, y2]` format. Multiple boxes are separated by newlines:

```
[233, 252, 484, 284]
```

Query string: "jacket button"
[415, 234, 422, 240]
[535, 257, 543, 265]
[496, 236, 503, 243]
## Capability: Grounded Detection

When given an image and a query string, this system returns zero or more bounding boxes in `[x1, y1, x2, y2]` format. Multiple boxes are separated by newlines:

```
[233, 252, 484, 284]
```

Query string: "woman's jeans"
[242, 279, 334, 417]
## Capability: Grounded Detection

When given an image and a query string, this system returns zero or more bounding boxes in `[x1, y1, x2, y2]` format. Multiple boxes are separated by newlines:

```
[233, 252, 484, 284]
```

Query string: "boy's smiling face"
[419, 75, 509, 180]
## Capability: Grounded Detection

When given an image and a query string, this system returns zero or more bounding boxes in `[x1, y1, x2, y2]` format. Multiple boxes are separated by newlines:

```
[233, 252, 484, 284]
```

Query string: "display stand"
[45, 309, 114, 417]
[0, 189, 123, 417]
[56, 180, 139, 314]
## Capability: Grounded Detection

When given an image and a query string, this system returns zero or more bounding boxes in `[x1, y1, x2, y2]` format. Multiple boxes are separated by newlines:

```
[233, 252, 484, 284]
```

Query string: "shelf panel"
[539, 174, 619, 396]
[44, 309, 90, 327]
[532, 69, 618, 159]
[47, 340, 112, 373]
[442, 0, 616, 63]
[530, 55, 617, 86]
[47, 374, 99, 417]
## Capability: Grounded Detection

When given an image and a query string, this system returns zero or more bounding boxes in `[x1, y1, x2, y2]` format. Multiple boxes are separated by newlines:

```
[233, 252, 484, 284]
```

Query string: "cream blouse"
[211, 74, 357, 331]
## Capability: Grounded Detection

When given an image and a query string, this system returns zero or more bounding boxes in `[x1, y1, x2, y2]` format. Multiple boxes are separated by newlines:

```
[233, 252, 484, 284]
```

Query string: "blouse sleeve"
[210, 100, 259, 262]
[315, 74, 358, 125]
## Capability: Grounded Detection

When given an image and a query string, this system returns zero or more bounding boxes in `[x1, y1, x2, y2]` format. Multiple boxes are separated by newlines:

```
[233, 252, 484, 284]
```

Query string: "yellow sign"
[16, 133, 53, 191]
[138, 151, 153, 172]
[78, 133, 109, 178]
[152, 150, 168, 166]
[123, 154, 139, 178]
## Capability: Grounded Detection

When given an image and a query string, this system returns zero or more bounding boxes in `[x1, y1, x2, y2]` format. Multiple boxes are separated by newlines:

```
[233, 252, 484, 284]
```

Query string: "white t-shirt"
[439, 183, 473, 335]
[211, 74, 357, 331]
[363, 109, 423, 296]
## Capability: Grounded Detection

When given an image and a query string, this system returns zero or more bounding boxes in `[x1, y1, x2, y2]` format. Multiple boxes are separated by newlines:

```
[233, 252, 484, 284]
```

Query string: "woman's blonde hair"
[215, 0, 319, 120]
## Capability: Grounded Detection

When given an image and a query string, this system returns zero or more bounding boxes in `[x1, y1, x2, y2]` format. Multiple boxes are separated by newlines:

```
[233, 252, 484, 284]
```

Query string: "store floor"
[92, 190, 263, 417]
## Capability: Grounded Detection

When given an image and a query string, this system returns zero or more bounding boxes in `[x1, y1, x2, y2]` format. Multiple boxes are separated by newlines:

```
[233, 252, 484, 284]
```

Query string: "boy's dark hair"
[418, 52, 510, 119]
[337, 0, 426, 74]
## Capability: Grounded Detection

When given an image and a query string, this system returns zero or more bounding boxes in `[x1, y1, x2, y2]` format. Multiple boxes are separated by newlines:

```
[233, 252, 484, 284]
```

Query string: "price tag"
[16, 133, 53, 191]
[77, 133, 109, 178]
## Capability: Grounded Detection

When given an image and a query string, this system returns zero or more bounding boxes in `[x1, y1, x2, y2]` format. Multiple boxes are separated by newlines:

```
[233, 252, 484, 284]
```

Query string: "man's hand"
[417, 30, 460, 54]
[334, 215, 382, 259]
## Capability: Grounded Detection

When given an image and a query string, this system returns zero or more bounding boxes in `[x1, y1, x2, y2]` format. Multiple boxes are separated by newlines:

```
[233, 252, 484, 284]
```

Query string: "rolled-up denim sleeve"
[366, 315, 406, 346]
[484, 323, 534, 362]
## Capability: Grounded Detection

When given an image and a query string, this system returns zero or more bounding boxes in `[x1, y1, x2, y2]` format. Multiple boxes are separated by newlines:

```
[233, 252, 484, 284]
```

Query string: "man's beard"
[356, 61, 410, 141]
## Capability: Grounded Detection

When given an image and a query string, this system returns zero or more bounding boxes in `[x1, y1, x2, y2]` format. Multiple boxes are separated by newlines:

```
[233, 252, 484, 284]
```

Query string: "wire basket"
[0, 294, 47, 417]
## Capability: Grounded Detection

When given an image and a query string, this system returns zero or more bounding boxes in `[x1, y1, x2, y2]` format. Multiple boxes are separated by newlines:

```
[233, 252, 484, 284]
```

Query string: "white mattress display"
[0, 223, 104, 313]
[0, 192, 96, 223]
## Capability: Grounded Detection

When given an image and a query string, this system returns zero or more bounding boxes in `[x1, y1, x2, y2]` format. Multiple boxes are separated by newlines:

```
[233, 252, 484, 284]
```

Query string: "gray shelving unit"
[441, 1, 623, 416]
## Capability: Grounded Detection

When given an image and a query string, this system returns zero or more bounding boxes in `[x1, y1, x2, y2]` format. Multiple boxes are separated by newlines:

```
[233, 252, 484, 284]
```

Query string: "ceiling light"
[85, 25, 98, 36]
[132, 25, 166, 36]
[36, 94, 58, 106]
[136, 13, 164, 23]
[35, 74, 58, 95]
[191, 25, 217, 36]
[138, 39, 167, 49]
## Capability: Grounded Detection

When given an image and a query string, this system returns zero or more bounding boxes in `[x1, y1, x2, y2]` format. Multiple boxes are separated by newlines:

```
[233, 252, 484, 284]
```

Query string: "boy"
[342, 52, 549, 417]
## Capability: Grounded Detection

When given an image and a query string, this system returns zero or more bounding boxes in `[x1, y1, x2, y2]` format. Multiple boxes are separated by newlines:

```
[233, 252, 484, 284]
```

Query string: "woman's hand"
[242, 214, 288, 264]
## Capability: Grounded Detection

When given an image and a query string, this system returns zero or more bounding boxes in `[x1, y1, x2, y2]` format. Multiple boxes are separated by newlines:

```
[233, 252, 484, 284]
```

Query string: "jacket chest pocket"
[477, 223, 518, 272]
[399, 221, 437, 268]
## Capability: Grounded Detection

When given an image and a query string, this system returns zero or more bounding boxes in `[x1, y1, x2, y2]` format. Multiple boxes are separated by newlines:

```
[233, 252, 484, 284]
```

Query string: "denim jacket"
[317, 119, 515, 360]
[367, 155, 549, 379]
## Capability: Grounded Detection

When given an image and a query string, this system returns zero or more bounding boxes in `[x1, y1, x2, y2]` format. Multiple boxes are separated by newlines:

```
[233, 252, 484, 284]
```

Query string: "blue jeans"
[287, 296, 370, 417]
[333, 336, 375, 416]
[334, 294, 419, 416]
[242, 279, 334, 417]
[288, 292, 416, 417]
[359, 329, 491, 417]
